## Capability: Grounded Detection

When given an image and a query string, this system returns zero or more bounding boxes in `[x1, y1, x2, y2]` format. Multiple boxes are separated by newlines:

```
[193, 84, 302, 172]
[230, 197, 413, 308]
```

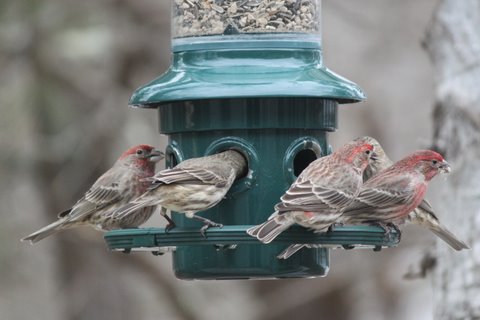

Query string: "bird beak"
[438, 160, 451, 173]
[148, 149, 165, 162]
[370, 151, 379, 162]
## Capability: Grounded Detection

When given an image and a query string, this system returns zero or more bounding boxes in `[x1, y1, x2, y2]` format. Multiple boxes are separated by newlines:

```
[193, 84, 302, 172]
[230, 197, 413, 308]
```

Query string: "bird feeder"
[105, 0, 399, 279]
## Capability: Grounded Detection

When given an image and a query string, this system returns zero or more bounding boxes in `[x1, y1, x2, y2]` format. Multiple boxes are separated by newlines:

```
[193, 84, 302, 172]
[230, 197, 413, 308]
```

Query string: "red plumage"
[341, 150, 451, 227]
[22, 145, 164, 244]
[359, 137, 468, 250]
[247, 138, 377, 249]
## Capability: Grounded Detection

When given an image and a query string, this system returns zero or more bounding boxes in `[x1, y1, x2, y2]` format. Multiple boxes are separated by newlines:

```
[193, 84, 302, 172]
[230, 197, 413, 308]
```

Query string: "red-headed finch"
[361, 137, 468, 250]
[341, 150, 451, 234]
[22, 145, 164, 244]
[247, 138, 377, 249]
[114, 150, 247, 236]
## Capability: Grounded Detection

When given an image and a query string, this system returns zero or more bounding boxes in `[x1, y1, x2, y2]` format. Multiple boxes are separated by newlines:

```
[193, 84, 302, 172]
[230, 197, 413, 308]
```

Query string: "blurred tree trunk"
[424, 0, 480, 318]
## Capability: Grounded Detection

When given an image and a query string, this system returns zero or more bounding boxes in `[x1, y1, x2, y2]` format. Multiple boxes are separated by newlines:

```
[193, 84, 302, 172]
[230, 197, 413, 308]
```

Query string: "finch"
[247, 138, 377, 250]
[341, 150, 451, 236]
[361, 137, 468, 250]
[22, 145, 164, 244]
[113, 150, 247, 235]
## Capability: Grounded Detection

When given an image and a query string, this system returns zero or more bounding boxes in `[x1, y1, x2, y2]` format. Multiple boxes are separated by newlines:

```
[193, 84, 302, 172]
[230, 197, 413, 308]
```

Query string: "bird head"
[119, 145, 164, 170]
[403, 150, 451, 181]
[338, 139, 377, 173]
[355, 136, 393, 181]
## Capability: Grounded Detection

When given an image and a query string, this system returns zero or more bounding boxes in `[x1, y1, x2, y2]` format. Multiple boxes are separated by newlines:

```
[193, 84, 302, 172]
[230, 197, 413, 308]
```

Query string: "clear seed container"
[172, 0, 322, 49]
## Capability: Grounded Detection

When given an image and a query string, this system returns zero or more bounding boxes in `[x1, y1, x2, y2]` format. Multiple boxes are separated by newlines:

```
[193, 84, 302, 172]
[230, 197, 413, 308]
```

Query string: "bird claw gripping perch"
[328, 222, 344, 232]
[160, 208, 177, 233]
[370, 221, 400, 241]
[192, 215, 224, 238]
[164, 219, 177, 233]
[387, 223, 402, 242]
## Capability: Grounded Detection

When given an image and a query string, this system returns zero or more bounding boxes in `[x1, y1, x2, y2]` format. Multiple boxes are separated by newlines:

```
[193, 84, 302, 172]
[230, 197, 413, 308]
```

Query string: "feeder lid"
[130, 39, 366, 107]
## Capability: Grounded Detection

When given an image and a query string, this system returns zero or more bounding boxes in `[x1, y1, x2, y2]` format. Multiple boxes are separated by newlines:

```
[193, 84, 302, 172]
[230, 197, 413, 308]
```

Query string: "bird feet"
[386, 222, 402, 242]
[192, 215, 223, 238]
[160, 208, 177, 233]
[328, 222, 344, 232]
[164, 222, 177, 233]
[371, 221, 389, 233]
[371, 221, 401, 242]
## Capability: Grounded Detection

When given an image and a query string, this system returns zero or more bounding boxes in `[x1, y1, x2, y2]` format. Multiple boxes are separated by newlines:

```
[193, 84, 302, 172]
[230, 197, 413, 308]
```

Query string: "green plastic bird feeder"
[105, 0, 399, 279]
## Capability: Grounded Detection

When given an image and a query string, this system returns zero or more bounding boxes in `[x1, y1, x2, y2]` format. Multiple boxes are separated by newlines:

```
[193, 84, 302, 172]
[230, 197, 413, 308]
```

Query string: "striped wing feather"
[275, 180, 355, 213]
[148, 168, 227, 190]
[343, 175, 414, 216]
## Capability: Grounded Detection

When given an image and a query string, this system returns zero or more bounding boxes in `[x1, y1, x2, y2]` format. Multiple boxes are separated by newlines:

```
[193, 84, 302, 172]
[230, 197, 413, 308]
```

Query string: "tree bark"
[424, 0, 480, 318]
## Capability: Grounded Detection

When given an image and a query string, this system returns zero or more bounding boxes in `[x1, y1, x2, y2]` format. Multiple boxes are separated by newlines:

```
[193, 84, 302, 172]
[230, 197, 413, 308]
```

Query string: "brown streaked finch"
[113, 150, 247, 236]
[361, 137, 468, 250]
[247, 138, 377, 253]
[341, 150, 451, 237]
[22, 145, 164, 244]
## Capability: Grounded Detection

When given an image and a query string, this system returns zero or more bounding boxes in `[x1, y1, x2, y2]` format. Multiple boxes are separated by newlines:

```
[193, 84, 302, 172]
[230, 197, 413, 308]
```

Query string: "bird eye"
[432, 160, 438, 165]
[365, 150, 371, 155]
[136, 149, 144, 155]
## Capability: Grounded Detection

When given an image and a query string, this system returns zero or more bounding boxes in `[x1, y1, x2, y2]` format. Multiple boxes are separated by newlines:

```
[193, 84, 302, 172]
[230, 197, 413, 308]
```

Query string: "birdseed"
[172, 0, 320, 38]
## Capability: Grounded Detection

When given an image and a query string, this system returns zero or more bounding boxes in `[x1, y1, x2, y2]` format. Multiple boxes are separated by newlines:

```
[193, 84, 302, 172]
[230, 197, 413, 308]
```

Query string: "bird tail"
[247, 212, 294, 244]
[410, 203, 470, 251]
[21, 219, 70, 244]
[429, 224, 470, 250]
[277, 244, 306, 259]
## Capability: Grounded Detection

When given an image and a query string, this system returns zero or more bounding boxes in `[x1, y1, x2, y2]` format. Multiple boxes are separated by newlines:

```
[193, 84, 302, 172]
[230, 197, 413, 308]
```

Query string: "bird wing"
[275, 179, 355, 212]
[57, 169, 126, 221]
[342, 176, 413, 216]
[148, 167, 228, 190]
[352, 188, 407, 208]
[83, 183, 123, 205]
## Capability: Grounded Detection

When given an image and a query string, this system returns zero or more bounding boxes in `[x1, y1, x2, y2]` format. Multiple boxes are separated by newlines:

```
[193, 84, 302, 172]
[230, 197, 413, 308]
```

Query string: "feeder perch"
[105, 0, 399, 279]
